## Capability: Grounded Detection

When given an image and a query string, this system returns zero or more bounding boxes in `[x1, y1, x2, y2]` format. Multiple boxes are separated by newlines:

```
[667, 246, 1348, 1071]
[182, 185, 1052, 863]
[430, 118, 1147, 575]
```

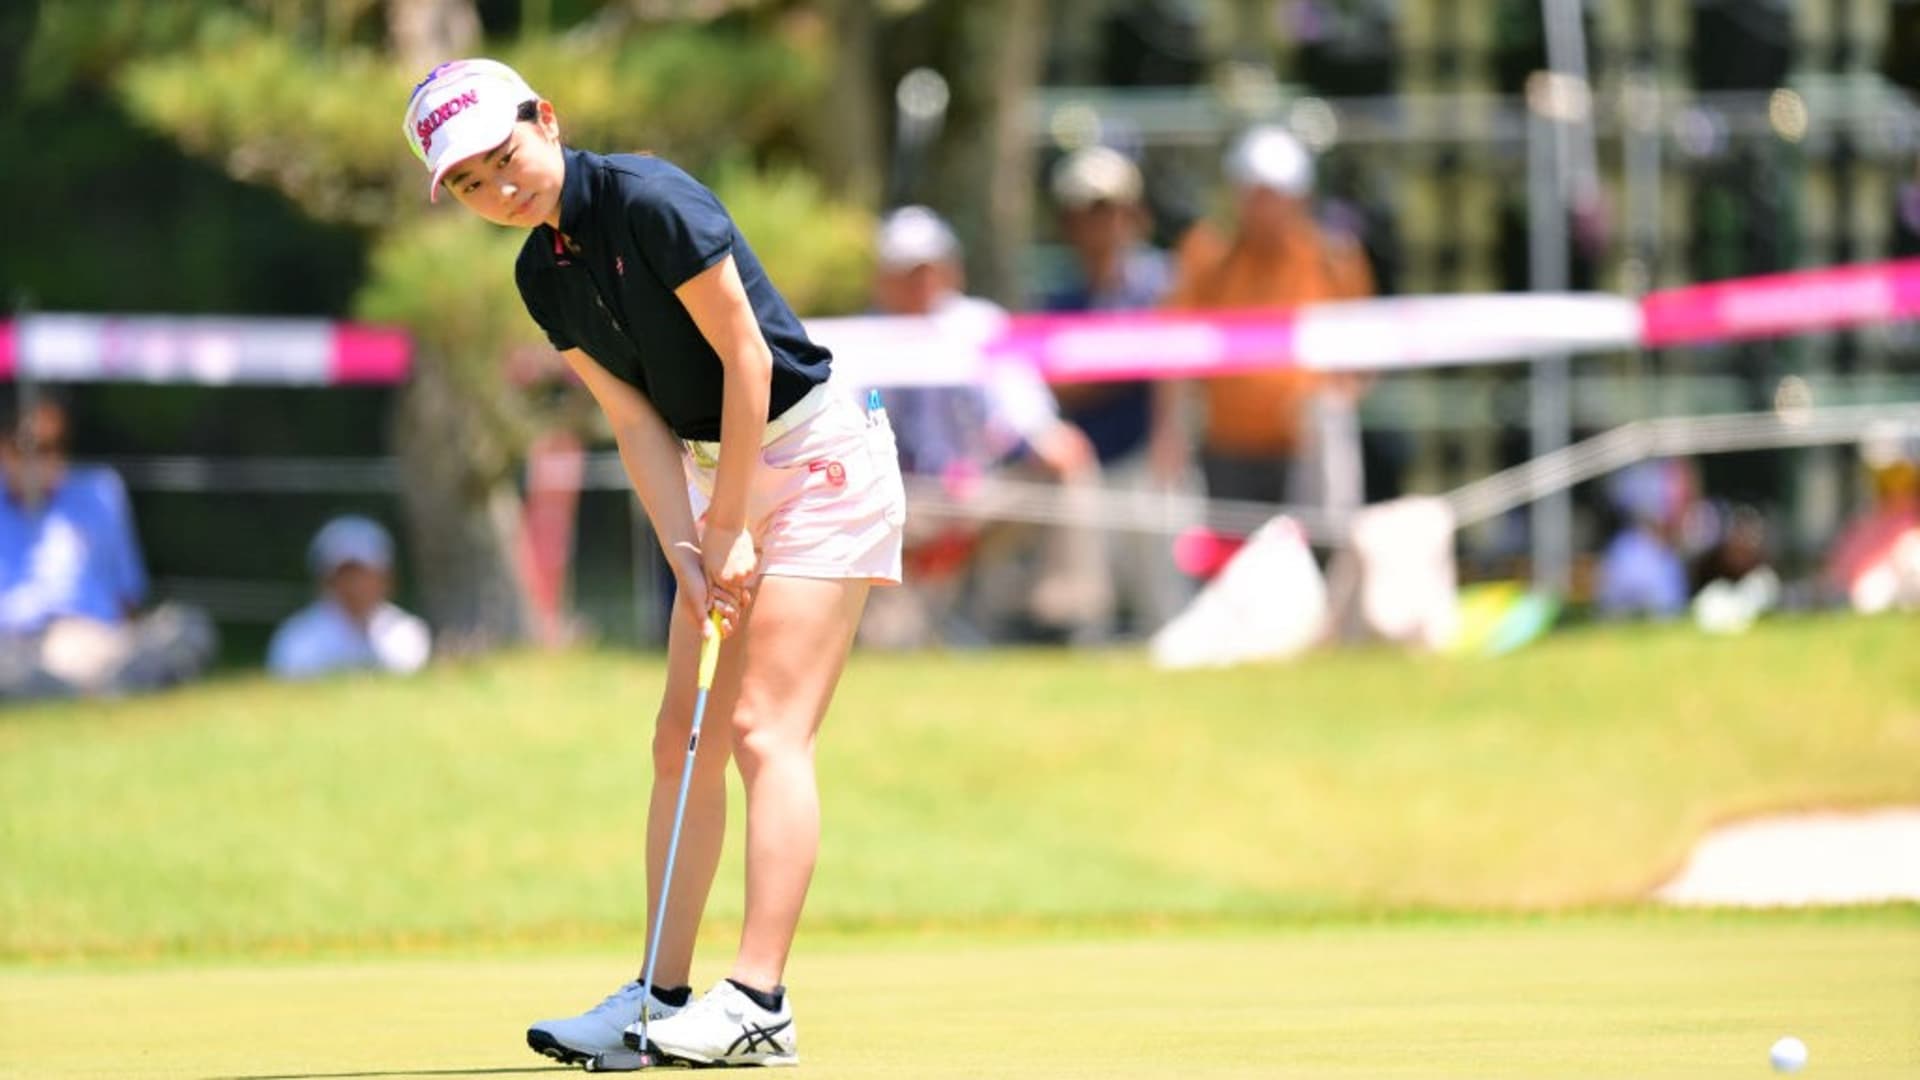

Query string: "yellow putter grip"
[696, 611, 724, 690]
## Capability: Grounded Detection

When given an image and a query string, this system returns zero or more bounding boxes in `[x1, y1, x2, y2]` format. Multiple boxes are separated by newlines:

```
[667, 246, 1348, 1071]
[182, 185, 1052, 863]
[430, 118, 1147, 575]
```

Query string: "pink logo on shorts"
[809, 459, 847, 487]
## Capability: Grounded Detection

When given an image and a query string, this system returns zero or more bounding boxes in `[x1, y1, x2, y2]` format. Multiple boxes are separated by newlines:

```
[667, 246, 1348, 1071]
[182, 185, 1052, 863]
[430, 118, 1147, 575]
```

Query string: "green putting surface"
[4, 917, 1916, 1078]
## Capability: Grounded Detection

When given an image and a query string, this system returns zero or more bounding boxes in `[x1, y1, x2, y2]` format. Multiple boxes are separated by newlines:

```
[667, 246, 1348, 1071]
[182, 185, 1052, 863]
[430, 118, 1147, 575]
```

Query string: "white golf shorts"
[682, 380, 906, 585]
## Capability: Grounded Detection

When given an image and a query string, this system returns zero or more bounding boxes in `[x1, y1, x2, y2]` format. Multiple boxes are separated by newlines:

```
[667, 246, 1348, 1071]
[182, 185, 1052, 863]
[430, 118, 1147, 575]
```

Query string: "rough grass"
[2, 615, 1916, 962]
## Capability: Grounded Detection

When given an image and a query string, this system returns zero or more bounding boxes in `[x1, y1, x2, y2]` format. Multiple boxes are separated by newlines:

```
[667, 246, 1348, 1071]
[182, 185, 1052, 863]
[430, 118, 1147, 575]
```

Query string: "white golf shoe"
[626, 979, 798, 1067]
[526, 979, 686, 1066]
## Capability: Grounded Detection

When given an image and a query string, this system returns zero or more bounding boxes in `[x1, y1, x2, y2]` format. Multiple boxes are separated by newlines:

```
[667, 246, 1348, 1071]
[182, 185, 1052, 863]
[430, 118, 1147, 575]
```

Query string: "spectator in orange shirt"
[1164, 126, 1374, 513]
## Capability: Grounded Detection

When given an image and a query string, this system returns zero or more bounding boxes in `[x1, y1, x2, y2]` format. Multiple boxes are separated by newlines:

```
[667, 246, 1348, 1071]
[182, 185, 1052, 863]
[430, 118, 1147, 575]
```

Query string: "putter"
[588, 608, 725, 1073]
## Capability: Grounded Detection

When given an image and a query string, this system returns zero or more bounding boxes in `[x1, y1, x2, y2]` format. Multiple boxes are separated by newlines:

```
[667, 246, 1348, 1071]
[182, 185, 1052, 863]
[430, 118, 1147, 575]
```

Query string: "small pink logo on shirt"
[615, 255, 625, 277]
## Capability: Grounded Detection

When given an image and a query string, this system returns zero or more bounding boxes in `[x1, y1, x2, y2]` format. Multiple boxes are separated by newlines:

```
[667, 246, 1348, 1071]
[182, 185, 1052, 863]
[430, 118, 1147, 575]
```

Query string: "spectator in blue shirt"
[0, 392, 212, 699]
[1040, 146, 1192, 637]
[1595, 459, 1694, 619]
[0, 397, 145, 631]
[268, 516, 431, 680]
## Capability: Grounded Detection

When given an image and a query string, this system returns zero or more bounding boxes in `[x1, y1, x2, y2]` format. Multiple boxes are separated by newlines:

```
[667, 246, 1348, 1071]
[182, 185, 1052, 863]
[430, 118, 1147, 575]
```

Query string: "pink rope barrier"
[1639, 257, 1920, 349]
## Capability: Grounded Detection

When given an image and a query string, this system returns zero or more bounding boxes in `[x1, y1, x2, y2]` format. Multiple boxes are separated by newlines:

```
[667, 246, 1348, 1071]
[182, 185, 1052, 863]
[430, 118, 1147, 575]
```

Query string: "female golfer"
[403, 59, 904, 1068]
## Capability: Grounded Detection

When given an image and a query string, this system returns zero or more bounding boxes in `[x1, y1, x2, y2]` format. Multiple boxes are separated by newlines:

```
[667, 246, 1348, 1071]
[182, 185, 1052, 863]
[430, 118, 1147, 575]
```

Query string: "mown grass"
[2, 614, 1915, 962]
[3, 917, 1917, 1077]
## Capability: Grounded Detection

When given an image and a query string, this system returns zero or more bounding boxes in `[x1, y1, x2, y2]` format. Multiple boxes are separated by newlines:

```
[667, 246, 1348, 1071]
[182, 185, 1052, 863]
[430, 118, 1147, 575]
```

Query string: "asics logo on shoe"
[727, 1019, 793, 1056]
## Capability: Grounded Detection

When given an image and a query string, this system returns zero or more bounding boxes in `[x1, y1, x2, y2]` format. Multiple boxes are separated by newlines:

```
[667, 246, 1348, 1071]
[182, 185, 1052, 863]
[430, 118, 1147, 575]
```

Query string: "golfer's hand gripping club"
[697, 608, 723, 692]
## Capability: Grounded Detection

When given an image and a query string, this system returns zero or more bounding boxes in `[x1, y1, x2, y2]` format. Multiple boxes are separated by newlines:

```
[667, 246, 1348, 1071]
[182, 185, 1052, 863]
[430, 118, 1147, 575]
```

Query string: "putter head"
[583, 1048, 658, 1071]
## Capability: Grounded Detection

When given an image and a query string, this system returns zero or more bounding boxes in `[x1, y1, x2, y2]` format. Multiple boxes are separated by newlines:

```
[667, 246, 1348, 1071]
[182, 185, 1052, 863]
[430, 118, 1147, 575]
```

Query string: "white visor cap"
[403, 59, 539, 202]
[875, 205, 961, 271]
[1224, 125, 1314, 197]
[309, 515, 396, 578]
[1051, 145, 1144, 210]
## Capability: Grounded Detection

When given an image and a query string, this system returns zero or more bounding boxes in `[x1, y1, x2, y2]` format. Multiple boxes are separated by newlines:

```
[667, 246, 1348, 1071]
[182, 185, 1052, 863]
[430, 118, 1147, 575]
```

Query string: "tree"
[386, 0, 479, 70]
[887, 0, 1048, 305]
[812, 0, 883, 207]
[382, 0, 527, 651]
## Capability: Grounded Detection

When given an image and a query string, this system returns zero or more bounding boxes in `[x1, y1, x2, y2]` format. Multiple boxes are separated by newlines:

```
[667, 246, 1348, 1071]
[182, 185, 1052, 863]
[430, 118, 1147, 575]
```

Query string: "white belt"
[682, 379, 837, 466]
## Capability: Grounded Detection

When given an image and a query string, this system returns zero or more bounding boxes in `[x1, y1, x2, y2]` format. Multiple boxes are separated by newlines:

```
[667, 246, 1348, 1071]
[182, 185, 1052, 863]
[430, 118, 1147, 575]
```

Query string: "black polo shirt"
[514, 147, 830, 440]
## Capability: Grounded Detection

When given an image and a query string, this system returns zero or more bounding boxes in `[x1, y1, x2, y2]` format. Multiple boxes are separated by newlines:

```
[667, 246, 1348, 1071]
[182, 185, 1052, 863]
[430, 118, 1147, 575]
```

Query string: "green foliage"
[714, 162, 875, 316]
[0, 95, 366, 317]
[21, 0, 217, 100]
[355, 212, 544, 365]
[113, 15, 831, 227]
[509, 27, 826, 169]
[2, 616, 1915, 961]
[117, 27, 410, 224]
[352, 211, 553, 454]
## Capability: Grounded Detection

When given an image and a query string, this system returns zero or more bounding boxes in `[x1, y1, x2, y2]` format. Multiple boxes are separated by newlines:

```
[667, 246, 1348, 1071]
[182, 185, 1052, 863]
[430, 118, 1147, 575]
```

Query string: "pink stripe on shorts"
[683, 382, 906, 584]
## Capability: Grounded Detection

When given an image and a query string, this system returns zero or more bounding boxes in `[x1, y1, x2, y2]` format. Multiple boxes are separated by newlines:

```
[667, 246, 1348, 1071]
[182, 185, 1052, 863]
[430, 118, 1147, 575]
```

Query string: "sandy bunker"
[1655, 807, 1920, 906]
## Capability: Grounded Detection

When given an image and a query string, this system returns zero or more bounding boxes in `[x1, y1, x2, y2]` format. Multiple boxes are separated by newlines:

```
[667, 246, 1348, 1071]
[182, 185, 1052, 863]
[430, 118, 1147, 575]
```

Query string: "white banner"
[18, 315, 336, 385]
[807, 293, 1644, 388]
[1293, 294, 1641, 372]
[1, 315, 411, 385]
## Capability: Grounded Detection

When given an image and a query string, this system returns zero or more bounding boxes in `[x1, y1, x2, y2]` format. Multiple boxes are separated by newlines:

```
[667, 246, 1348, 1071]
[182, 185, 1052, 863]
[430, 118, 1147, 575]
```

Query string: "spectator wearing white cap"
[1165, 125, 1374, 516]
[267, 516, 430, 680]
[1039, 146, 1191, 637]
[861, 206, 1113, 646]
[869, 206, 1069, 474]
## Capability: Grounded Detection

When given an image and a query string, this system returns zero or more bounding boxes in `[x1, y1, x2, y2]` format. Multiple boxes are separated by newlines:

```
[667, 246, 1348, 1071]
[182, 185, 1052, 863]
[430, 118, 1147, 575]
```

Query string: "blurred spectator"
[1594, 459, 1695, 619]
[0, 391, 213, 699]
[1689, 502, 1773, 593]
[1040, 145, 1190, 637]
[268, 516, 431, 679]
[1164, 126, 1375, 515]
[1686, 500, 1782, 634]
[859, 206, 1112, 646]
[1825, 427, 1920, 614]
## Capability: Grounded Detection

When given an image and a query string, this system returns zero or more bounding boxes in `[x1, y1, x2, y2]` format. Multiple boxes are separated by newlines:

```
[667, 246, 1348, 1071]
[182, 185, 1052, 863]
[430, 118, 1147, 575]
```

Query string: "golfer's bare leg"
[726, 574, 870, 991]
[641, 603, 746, 988]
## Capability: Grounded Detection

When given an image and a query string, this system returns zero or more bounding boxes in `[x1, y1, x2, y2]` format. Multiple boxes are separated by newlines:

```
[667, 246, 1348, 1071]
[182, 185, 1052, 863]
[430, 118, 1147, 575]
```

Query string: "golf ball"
[1769, 1035, 1807, 1073]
